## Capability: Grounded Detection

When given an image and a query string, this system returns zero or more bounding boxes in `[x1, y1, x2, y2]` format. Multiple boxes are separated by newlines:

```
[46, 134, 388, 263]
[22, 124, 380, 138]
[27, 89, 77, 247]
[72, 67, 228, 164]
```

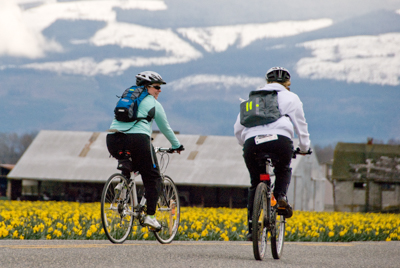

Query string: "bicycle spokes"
[153, 176, 180, 244]
[101, 174, 134, 244]
[252, 183, 268, 260]
[271, 210, 285, 259]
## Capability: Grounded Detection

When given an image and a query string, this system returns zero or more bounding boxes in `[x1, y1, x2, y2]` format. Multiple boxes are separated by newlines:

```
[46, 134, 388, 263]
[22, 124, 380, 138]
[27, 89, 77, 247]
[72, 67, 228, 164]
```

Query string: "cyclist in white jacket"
[234, 67, 311, 240]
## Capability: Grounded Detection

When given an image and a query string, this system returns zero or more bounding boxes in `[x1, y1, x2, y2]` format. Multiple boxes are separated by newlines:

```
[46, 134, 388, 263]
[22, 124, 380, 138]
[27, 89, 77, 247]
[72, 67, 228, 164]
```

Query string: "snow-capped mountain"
[1, 0, 400, 146]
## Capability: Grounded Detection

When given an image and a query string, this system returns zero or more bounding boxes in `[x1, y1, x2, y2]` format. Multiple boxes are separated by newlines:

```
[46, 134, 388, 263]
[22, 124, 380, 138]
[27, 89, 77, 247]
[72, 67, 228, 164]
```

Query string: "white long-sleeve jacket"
[234, 83, 311, 152]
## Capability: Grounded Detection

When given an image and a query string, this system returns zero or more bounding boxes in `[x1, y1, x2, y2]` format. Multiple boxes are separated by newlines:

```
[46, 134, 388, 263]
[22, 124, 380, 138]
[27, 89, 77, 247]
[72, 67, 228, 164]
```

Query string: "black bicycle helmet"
[265, 67, 291, 83]
[135, 71, 166, 86]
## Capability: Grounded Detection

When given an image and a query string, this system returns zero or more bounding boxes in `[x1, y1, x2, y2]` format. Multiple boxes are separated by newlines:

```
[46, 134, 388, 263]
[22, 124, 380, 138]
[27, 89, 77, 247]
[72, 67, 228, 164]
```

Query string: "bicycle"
[252, 149, 311, 260]
[100, 147, 180, 244]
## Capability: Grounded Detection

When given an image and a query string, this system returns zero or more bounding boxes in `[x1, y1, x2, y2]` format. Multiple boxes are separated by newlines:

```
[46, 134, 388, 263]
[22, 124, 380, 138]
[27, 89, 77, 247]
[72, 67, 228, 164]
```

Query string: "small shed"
[332, 142, 400, 212]
[0, 164, 14, 199]
[8, 130, 325, 210]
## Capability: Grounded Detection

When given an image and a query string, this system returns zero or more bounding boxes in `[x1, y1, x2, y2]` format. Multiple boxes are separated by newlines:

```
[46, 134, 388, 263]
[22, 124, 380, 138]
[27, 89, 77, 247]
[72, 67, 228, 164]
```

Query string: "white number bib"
[254, 134, 278, 145]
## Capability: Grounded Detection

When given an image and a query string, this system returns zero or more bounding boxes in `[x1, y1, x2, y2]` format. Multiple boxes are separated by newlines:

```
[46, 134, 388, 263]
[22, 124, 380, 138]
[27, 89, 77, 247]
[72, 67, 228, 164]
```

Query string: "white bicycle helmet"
[265, 67, 291, 83]
[135, 71, 166, 86]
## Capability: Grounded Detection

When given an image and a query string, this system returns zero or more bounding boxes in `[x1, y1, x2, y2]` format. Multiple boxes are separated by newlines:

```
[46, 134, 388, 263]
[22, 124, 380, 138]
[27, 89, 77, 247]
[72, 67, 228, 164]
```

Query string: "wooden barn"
[332, 142, 400, 212]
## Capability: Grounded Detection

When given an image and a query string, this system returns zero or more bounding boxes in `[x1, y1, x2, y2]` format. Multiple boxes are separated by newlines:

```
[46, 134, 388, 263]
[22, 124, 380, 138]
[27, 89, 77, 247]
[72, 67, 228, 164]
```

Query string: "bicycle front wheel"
[101, 173, 134, 244]
[270, 209, 285, 259]
[154, 175, 180, 244]
[252, 183, 268, 260]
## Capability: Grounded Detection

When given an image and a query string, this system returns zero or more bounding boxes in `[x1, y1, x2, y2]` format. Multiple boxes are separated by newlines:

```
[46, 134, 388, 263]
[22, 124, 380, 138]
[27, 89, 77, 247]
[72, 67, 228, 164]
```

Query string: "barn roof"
[8, 130, 319, 187]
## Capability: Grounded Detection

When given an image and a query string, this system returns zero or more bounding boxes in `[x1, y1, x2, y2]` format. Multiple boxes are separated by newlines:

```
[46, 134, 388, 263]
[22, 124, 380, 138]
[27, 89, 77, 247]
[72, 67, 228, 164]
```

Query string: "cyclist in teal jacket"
[107, 71, 184, 230]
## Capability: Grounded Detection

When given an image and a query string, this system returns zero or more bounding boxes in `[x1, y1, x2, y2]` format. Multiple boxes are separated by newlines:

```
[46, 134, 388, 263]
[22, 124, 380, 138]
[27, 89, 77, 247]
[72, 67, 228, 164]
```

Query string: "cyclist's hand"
[168, 145, 185, 154]
[295, 147, 312, 155]
[175, 145, 185, 154]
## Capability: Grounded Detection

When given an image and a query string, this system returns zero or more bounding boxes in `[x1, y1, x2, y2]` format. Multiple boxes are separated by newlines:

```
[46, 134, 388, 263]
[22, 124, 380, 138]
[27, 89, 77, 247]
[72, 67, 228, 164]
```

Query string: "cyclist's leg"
[270, 136, 293, 216]
[128, 134, 162, 226]
[273, 166, 292, 203]
[243, 138, 265, 238]
[247, 187, 256, 237]
[271, 136, 293, 198]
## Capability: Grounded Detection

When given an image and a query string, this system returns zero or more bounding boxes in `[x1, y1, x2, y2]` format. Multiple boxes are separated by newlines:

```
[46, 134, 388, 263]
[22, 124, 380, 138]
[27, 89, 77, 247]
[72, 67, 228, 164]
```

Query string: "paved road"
[0, 240, 399, 268]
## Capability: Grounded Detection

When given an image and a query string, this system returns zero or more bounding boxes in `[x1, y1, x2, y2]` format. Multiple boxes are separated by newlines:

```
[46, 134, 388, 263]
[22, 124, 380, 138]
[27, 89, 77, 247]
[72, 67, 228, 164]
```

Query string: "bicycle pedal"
[148, 226, 161, 232]
[277, 207, 286, 214]
[277, 208, 290, 216]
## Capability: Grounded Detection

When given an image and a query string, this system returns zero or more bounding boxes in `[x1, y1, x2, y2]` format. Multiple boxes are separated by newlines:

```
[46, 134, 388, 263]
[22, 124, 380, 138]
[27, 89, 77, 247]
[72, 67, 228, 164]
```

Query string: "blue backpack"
[114, 85, 154, 123]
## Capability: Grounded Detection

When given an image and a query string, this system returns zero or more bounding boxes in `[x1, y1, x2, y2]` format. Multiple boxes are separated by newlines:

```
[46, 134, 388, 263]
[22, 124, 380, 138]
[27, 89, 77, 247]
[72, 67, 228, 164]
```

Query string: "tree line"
[0, 132, 38, 164]
[314, 138, 400, 164]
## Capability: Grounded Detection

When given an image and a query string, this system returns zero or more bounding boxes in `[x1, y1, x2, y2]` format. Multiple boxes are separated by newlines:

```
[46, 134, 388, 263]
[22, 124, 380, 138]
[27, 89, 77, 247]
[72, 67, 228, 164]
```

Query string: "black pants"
[243, 135, 293, 231]
[106, 133, 161, 215]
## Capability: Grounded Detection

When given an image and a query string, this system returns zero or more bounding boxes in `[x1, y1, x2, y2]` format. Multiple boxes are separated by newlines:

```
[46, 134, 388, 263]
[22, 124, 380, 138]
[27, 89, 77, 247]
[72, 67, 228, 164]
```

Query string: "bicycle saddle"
[255, 152, 278, 166]
[255, 152, 272, 161]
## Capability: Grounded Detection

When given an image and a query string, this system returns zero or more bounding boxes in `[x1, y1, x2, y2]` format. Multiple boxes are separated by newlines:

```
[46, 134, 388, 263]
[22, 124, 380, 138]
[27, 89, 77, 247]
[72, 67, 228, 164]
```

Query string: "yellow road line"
[288, 242, 354, 247]
[0, 241, 358, 249]
[0, 243, 148, 249]
[0, 242, 245, 249]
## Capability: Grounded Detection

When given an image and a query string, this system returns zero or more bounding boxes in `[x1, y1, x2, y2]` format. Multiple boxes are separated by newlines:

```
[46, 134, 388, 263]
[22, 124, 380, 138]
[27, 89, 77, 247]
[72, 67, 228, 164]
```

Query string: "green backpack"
[240, 90, 282, 128]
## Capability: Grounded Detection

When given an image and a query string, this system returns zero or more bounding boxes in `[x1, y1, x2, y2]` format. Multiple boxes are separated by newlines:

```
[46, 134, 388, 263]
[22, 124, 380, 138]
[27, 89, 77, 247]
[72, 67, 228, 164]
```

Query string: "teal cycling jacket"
[109, 94, 181, 149]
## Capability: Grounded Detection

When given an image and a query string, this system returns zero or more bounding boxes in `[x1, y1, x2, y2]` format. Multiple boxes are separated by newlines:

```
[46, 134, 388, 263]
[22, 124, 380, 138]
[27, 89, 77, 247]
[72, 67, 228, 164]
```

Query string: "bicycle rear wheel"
[270, 209, 285, 259]
[101, 173, 134, 243]
[154, 175, 180, 244]
[252, 183, 268, 260]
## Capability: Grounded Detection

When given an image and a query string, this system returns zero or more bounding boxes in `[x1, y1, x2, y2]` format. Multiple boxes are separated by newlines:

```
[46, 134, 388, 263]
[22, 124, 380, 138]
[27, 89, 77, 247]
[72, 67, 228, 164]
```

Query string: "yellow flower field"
[0, 201, 399, 241]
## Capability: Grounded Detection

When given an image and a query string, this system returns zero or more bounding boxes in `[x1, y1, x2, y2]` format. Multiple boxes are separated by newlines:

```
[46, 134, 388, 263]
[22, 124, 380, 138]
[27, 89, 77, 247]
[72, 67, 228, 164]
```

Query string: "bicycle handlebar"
[292, 148, 312, 158]
[156, 147, 185, 154]
[156, 147, 172, 153]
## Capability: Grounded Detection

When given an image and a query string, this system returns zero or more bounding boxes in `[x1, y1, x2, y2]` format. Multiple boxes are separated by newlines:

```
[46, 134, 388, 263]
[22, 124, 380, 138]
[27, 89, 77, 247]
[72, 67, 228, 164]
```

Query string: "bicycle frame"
[259, 159, 277, 228]
[253, 149, 310, 260]
[117, 171, 145, 219]
[123, 173, 177, 220]
[252, 155, 283, 260]
[101, 145, 181, 244]
[118, 146, 171, 219]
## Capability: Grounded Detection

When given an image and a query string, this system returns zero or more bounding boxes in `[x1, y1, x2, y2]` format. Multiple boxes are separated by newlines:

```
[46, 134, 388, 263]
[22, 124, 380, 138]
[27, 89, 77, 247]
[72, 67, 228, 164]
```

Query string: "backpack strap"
[118, 104, 156, 133]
